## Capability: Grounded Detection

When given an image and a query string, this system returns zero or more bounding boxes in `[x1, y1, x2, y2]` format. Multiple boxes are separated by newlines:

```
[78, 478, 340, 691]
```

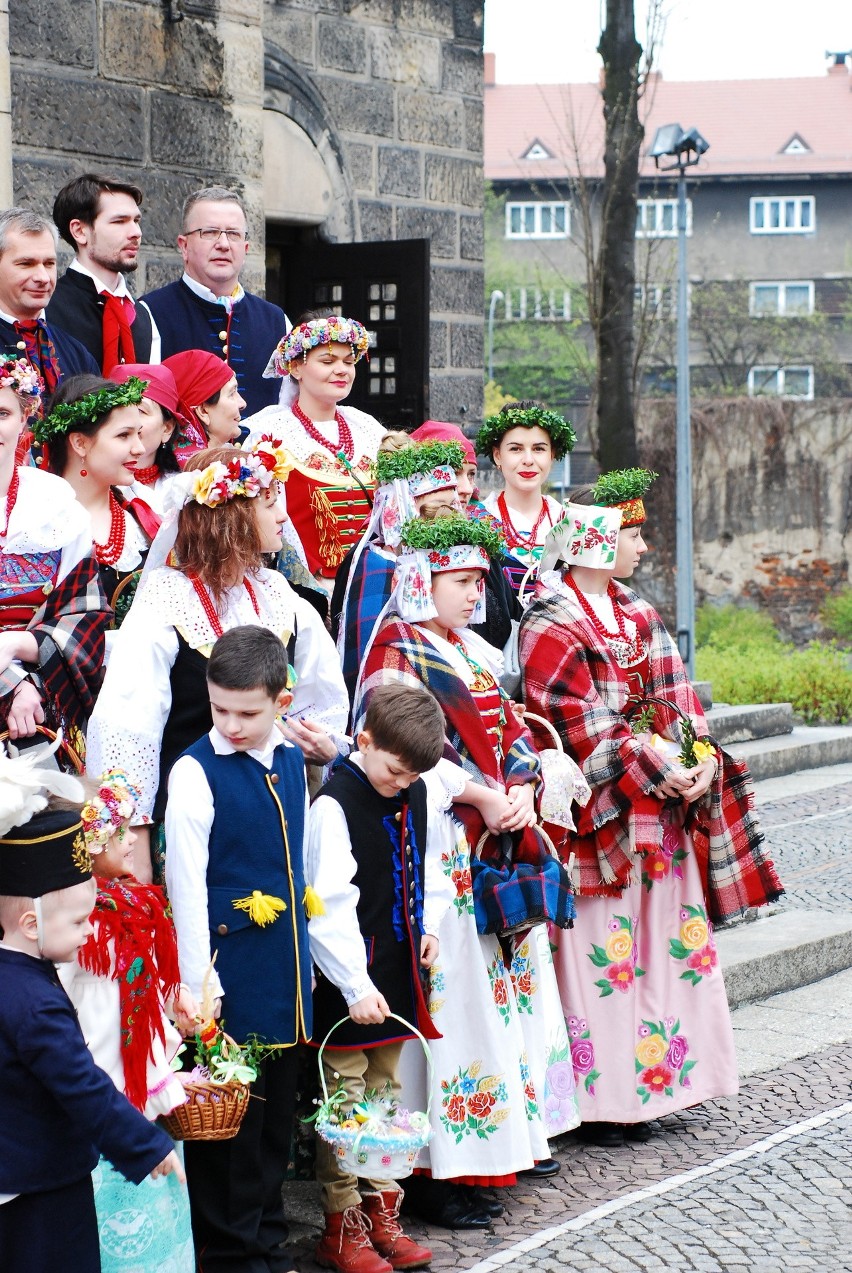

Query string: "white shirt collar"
[69, 258, 130, 298]
[208, 724, 287, 767]
[182, 271, 245, 309]
[0, 304, 46, 325]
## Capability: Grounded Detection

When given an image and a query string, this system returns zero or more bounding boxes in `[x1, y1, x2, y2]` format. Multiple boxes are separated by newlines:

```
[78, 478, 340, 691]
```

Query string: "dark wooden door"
[265, 235, 430, 430]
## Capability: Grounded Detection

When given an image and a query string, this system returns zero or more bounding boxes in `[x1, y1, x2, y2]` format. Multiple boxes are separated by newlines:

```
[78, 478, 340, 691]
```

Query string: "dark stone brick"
[398, 0, 454, 36]
[428, 373, 483, 424]
[430, 265, 484, 315]
[346, 142, 375, 194]
[430, 319, 449, 369]
[450, 321, 484, 369]
[459, 214, 484, 260]
[452, 0, 484, 42]
[150, 92, 263, 174]
[318, 17, 367, 73]
[141, 255, 183, 294]
[102, 1, 224, 95]
[464, 97, 483, 153]
[424, 155, 483, 208]
[11, 72, 145, 162]
[370, 29, 440, 86]
[314, 76, 394, 138]
[359, 201, 395, 241]
[9, 0, 96, 68]
[398, 89, 463, 147]
[377, 147, 422, 198]
[397, 207, 456, 259]
[441, 42, 482, 97]
[12, 156, 88, 214]
[264, 6, 316, 67]
[135, 171, 207, 247]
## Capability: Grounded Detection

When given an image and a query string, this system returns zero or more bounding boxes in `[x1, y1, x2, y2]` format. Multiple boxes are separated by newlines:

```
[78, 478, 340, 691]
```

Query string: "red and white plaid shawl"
[519, 579, 782, 924]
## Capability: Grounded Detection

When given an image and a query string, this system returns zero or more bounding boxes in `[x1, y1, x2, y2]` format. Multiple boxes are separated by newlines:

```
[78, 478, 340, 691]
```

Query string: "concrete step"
[716, 908, 852, 1009]
[706, 701, 794, 745]
[727, 724, 852, 781]
[694, 680, 713, 710]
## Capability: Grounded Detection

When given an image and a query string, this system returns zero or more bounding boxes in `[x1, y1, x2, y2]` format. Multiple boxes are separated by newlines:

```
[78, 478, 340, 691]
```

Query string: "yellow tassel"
[232, 891, 286, 926]
[303, 885, 326, 918]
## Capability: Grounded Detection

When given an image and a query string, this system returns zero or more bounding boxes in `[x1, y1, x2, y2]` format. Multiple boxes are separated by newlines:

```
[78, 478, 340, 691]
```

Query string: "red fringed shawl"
[78, 876, 181, 1111]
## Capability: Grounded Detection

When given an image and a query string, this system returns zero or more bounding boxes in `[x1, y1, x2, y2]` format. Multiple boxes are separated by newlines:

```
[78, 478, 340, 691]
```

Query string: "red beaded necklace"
[564, 571, 640, 660]
[0, 467, 20, 540]
[292, 400, 354, 463]
[94, 491, 127, 567]
[187, 572, 261, 639]
[497, 491, 553, 552]
[133, 463, 160, 487]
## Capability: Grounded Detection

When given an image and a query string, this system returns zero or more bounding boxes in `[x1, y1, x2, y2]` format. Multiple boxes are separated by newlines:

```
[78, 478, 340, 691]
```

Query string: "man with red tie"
[46, 174, 159, 373]
[0, 208, 98, 394]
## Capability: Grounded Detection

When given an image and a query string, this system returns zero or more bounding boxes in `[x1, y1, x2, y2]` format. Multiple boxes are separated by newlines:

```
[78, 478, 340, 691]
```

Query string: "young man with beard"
[47, 174, 160, 372]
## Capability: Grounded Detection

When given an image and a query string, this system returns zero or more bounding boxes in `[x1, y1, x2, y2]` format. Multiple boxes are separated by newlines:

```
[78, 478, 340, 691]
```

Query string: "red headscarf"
[412, 419, 476, 466]
[162, 350, 235, 436]
[109, 361, 207, 458]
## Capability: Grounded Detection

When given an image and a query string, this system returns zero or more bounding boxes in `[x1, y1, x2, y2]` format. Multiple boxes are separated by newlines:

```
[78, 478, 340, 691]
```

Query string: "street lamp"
[649, 123, 709, 677]
[487, 289, 504, 383]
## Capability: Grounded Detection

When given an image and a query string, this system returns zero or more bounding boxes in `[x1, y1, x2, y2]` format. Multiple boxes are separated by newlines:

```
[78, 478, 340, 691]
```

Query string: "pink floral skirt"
[551, 809, 739, 1123]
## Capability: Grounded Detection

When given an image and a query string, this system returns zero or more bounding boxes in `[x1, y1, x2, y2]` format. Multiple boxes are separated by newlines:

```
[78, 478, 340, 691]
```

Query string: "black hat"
[0, 808, 92, 898]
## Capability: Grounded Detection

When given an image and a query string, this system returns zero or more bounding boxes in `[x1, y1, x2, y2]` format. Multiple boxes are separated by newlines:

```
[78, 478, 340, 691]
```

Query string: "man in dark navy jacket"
[143, 187, 289, 417]
[0, 208, 98, 389]
[47, 173, 159, 372]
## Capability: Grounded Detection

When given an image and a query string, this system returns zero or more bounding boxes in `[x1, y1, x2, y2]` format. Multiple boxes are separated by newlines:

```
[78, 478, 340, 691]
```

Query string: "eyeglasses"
[184, 228, 248, 243]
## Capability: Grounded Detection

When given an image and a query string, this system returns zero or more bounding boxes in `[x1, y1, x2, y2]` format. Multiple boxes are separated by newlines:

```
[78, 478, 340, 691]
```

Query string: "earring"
[79, 467, 88, 477]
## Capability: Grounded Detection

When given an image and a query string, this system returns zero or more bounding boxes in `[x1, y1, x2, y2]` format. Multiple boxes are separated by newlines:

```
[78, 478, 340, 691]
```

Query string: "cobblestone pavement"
[284, 778, 852, 1272]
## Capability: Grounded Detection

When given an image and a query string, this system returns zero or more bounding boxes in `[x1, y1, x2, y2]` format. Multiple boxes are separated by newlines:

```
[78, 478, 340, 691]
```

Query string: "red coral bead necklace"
[94, 491, 127, 567]
[188, 572, 261, 639]
[0, 467, 20, 540]
[292, 400, 354, 463]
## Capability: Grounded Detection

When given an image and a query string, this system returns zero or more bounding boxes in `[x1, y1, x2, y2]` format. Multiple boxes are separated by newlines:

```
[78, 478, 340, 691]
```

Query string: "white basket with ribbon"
[314, 1014, 433, 1179]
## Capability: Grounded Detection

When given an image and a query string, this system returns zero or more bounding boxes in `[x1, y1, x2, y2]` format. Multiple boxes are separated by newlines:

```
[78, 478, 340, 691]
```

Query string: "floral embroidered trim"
[588, 913, 646, 996]
[669, 903, 719, 985]
[567, 1016, 600, 1095]
[439, 1061, 509, 1144]
[635, 1017, 696, 1102]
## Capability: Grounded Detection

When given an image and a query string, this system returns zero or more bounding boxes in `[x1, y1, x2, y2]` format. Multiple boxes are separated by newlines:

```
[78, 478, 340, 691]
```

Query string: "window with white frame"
[750, 196, 815, 234]
[504, 287, 571, 321]
[749, 281, 814, 316]
[505, 202, 570, 239]
[635, 198, 692, 238]
[634, 283, 679, 318]
[748, 365, 814, 399]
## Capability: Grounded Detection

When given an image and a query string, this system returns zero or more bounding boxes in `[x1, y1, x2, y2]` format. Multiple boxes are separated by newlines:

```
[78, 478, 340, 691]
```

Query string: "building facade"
[4, 0, 486, 425]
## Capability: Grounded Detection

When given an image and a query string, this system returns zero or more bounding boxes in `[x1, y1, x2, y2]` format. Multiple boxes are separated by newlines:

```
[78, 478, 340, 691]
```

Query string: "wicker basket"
[0, 725, 84, 774]
[160, 1076, 251, 1142]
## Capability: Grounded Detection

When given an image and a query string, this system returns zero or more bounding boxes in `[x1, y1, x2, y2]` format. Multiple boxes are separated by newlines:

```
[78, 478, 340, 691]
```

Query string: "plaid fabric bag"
[470, 827, 576, 938]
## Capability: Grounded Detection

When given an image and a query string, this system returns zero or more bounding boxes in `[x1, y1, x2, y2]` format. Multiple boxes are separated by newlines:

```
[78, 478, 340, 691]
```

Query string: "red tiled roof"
[485, 70, 852, 182]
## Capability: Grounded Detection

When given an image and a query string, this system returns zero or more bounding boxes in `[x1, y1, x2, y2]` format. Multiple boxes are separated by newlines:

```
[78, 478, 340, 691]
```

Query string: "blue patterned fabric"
[93, 1150, 193, 1273]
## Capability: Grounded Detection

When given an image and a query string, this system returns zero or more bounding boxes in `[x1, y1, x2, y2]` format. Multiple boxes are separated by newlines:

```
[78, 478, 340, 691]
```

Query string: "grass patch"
[695, 604, 852, 725]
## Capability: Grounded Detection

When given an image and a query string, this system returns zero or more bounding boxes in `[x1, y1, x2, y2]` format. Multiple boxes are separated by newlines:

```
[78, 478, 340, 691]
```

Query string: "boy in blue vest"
[306, 682, 450, 1273]
[165, 625, 313, 1273]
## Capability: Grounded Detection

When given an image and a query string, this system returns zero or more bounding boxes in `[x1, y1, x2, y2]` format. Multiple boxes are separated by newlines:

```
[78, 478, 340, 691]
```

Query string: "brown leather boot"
[315, 1206, 393, 1273]
[361, 1191, 432, 1270]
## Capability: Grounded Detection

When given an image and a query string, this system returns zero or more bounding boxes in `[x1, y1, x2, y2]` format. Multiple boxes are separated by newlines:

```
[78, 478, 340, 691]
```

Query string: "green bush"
[696, 640, 852, 725]
[695, 603, 782, 651]
[821, 587, 852, 642]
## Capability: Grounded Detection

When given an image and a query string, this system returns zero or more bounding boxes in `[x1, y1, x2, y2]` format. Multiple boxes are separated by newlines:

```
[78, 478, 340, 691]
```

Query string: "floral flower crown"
[476, 405, 577, 461]
[591, 468, 658, 527]
[0, 355, 43, 406]
[400, 512, 505, 561]
[81, 769, 141, 851]
[188, 440, 295, 508]
[32, 377, 148, 444]
[374, 440, 465, 486]
[270, 317, 370, 376]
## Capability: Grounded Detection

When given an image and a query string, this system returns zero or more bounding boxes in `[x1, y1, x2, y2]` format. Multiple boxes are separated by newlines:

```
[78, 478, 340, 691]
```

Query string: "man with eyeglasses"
[142, 187, 289, 416]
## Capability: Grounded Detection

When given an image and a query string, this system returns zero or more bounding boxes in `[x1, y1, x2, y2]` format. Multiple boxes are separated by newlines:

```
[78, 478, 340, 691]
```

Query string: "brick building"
[1, 0, 486, 425]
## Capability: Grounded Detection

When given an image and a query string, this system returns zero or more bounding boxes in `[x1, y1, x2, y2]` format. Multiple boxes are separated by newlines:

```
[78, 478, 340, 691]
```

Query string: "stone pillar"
[0, 0, 12, 207]
[216, 0, 266, 293]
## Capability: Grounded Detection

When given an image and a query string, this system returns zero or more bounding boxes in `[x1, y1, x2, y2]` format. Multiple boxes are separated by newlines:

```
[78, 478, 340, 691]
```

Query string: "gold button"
[270, 773, 280, 785]
[41, 582, 53, 596]
[16, 341, 26, 351]
[394, 811, 402, 822]
[222, 345, 228, 355]
[217, 923, 228, 936]
[218, 330, 227, 339]
[406, 846, 412, 857]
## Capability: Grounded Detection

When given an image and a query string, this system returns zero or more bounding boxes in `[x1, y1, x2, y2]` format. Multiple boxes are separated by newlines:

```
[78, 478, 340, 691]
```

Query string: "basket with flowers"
[311, 1015, 433, 1178]
[626, 694, 718, 771]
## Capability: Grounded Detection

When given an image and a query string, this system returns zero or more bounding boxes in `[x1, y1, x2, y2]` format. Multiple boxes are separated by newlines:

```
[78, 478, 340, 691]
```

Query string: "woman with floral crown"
[36, 374, 164, 636]
[353, 513, 579, 1229]
[244, 309, 385, 587]
[86, 439, 349, 882]
[58, 768, 197, 1273]
[0, 356, 108, 752]
[476, 400, 576, 596]
[519, 470, 782, 1145]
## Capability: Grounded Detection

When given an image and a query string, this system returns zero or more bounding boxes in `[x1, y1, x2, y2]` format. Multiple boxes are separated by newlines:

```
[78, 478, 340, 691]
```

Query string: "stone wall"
[7, 0, 485, 421]
[636, 397, 852, 643]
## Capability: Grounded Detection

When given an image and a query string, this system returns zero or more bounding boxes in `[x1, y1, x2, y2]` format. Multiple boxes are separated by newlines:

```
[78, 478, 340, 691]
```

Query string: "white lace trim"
[5, 468, 90, 554]
[242, 404, 386, 466]
[135, 566, 296, 651]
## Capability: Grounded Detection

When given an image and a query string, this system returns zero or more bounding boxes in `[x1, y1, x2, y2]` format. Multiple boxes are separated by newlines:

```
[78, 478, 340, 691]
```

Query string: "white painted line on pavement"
[764, 805, 852, 832]
[463, 1100, 852, 1271]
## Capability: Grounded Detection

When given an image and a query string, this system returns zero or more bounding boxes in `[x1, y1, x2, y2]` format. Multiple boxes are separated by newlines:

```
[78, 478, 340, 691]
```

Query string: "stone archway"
[263, 42, 358, 242]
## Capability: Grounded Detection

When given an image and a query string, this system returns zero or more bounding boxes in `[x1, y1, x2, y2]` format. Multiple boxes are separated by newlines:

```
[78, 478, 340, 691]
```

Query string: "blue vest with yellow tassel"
[183, 734, 313, 1045]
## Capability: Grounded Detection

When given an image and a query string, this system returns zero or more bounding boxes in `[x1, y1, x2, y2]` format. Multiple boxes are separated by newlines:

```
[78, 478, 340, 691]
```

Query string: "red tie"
[13, 319, 61, 394]
[102, 293, 137, 374]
